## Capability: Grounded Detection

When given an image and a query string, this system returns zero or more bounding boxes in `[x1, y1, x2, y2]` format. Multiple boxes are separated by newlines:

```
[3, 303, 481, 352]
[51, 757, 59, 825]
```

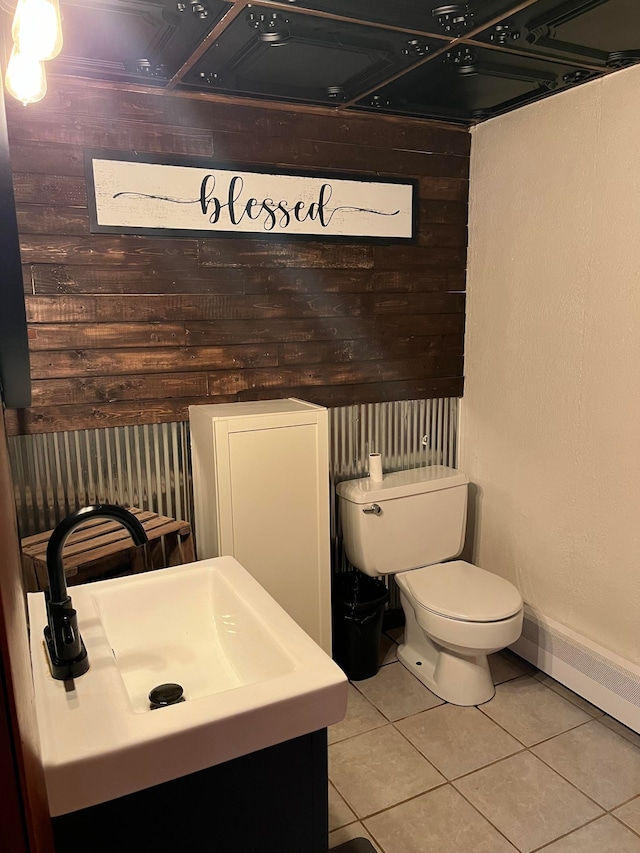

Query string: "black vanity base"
[53, 729, 329, 853]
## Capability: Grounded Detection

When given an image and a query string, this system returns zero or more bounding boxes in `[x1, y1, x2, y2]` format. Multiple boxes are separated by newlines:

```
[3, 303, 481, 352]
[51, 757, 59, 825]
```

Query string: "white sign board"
[87, 154, 416, 241]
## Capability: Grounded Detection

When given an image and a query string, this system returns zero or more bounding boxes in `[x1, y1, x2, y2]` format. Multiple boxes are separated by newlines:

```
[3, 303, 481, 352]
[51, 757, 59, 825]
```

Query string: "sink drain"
[149, 682, 185, 710]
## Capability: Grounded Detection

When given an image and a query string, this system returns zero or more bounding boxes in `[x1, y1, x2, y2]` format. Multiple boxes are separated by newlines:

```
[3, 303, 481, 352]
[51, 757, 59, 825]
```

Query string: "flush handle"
[363, 504, 382, 515]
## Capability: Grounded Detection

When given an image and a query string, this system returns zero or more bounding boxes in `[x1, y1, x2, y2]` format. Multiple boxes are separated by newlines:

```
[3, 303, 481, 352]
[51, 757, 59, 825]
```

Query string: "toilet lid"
[397, 561, 522, 622]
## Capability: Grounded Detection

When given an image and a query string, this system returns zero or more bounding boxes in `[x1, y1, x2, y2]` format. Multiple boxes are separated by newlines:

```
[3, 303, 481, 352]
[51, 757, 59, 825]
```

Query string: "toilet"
[336, 465, 523, 706]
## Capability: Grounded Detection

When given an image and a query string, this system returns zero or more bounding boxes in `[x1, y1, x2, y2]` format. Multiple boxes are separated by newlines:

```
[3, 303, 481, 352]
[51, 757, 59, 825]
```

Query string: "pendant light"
[11, 0, 63, 61]
[5, 45, 47, 105]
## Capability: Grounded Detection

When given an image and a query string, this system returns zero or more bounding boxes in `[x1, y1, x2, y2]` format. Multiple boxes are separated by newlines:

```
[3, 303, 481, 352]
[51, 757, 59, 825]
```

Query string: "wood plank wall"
[4, 78, 469, 436]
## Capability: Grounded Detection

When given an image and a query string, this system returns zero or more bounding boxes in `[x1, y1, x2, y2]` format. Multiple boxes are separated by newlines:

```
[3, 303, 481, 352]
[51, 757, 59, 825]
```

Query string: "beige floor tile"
[329, 724, 445, 817]
[614, 795, 640, 834]
[329, 783, 356, 831]
[396, 703, 522, 779]
[599, 715, 640, 749]
[353, 661, 443, 721]
[328, 684, 387, 745]
[489, 650, 535, 684]
[364, 784, 518, 853]
[536, 815, 640, 852]
[329, 822, 382, 851]
[533, 673, 604, 717]
[453, 751, 603, 853]
[532, 719, 640, 809]
[480, 675, 592, 745]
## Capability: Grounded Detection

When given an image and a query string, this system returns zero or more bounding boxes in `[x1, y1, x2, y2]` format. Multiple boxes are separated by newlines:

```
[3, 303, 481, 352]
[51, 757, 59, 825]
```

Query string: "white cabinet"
[189, 399, 331, 654]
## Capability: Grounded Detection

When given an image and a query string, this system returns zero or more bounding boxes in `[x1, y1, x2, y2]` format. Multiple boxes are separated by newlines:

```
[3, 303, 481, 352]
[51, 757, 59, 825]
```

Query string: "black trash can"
[332, 572, 390, 681]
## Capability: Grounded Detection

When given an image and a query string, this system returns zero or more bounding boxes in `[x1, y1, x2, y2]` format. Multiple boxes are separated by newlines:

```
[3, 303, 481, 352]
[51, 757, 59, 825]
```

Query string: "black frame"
[85, 149, 418, 244]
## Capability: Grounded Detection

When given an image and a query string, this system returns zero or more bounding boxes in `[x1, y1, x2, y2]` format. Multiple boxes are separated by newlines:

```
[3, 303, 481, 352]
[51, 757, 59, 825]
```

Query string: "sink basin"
[94, 560, 296, 713]
[28, 556, 347, 817]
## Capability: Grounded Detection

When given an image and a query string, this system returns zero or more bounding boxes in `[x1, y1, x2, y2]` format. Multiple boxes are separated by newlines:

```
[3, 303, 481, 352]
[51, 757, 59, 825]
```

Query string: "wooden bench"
[21, 507, 195, 593]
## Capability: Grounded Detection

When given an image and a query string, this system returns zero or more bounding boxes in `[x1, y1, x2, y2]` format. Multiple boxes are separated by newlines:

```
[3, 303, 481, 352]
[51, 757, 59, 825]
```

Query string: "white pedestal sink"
[28, 556, 347, 819]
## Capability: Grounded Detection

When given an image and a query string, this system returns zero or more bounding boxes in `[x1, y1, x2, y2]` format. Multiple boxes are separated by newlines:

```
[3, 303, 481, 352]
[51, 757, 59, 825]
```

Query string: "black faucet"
[44, 504, 149, 681]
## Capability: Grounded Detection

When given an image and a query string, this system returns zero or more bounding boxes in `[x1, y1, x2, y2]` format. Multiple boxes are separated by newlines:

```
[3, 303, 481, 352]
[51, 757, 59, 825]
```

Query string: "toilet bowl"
[336, 466, 524, 706]
[395, 561, 523, 704]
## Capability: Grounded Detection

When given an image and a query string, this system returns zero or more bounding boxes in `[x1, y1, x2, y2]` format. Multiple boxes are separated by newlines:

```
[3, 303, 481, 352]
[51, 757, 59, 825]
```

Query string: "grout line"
[595, 715, 640, 749]
[532, 672, 606, 717]
[390, 715, 448, 776]
[329, 816, 359, 829]
[609, 793, 640, 813]
[328, 720, 388, 747]
[524, 715, 595, 748]
[361, 819, 388, 853]
[527, 814, 607, 852]
[328, 777, 356, 827]
[475, 673, 598, 748]
[446, 780, 523, 851]
[610, 808, 640, 841]
[355, 782, 450, 822]
[443, 746, 528, 785]
[523, 741, 609, 813]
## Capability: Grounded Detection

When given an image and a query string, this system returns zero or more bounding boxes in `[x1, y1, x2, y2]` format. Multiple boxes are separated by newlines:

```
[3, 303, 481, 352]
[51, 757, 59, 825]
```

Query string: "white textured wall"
[460, 64, 640, 666]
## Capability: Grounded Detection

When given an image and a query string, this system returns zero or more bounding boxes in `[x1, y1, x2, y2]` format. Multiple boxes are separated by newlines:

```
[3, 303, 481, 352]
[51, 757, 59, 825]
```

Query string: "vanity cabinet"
[52, 729, 329, 853]
[189, 399, 332, 654]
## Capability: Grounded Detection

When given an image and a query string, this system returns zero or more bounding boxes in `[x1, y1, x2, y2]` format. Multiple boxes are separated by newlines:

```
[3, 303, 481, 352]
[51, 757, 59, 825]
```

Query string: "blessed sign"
[86, 153, 416, 242]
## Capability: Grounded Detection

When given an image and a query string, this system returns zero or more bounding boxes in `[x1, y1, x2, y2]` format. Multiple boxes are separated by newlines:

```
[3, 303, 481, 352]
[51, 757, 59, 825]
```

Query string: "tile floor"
[328, 628, 640, 853]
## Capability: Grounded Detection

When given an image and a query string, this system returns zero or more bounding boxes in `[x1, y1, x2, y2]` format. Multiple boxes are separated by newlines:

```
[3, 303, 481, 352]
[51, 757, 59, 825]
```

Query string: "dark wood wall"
[5, 78, 469, 436]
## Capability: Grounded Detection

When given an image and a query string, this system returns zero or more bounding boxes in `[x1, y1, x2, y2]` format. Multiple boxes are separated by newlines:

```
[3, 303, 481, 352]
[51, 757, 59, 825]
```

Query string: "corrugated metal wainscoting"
[8, 398, 459, 602]
[9, 422, 193, 538]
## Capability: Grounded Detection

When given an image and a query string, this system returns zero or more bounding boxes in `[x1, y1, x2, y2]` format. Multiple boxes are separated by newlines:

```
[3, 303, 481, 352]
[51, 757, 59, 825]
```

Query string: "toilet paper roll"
[368, 452, 383, 483]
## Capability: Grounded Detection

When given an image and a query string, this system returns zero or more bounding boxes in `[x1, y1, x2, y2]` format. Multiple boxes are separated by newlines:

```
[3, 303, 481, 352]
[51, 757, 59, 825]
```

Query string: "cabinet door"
[220, 421, 331, 653]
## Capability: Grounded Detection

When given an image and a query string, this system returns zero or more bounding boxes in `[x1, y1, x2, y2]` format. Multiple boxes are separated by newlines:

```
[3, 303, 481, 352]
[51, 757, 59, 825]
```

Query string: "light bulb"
[11, 0, 63, 61]
[5, 46, 47, 105]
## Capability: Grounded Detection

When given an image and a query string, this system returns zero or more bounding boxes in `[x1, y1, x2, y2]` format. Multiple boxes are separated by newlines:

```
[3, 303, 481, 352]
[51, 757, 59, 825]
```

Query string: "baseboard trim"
[511, 605, 640, 734]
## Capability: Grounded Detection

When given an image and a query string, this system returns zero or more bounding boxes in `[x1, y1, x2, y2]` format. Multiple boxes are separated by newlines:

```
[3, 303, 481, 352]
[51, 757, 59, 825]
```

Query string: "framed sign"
[86, 151, 417, 242]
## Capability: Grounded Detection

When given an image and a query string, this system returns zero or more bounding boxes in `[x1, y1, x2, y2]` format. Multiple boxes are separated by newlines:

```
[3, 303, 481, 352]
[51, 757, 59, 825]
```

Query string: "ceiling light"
[5, 46, 47, 105]
[11, 0, 63, 61]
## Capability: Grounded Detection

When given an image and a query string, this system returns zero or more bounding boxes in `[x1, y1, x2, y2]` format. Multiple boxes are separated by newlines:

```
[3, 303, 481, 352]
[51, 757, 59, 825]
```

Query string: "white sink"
[28, 556, 347, 817]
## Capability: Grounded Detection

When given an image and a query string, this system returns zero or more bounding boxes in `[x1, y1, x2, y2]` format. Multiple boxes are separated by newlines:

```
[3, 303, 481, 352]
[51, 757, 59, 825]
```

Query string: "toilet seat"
[396, 560, 522, 623]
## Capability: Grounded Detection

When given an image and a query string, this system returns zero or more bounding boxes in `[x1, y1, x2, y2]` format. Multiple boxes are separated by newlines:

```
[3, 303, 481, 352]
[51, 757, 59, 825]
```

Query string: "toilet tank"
[336, 466, 469, 577]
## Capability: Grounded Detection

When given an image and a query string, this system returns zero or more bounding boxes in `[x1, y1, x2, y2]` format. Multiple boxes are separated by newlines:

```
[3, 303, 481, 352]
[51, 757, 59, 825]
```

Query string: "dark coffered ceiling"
[33, 0, 640, 123]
